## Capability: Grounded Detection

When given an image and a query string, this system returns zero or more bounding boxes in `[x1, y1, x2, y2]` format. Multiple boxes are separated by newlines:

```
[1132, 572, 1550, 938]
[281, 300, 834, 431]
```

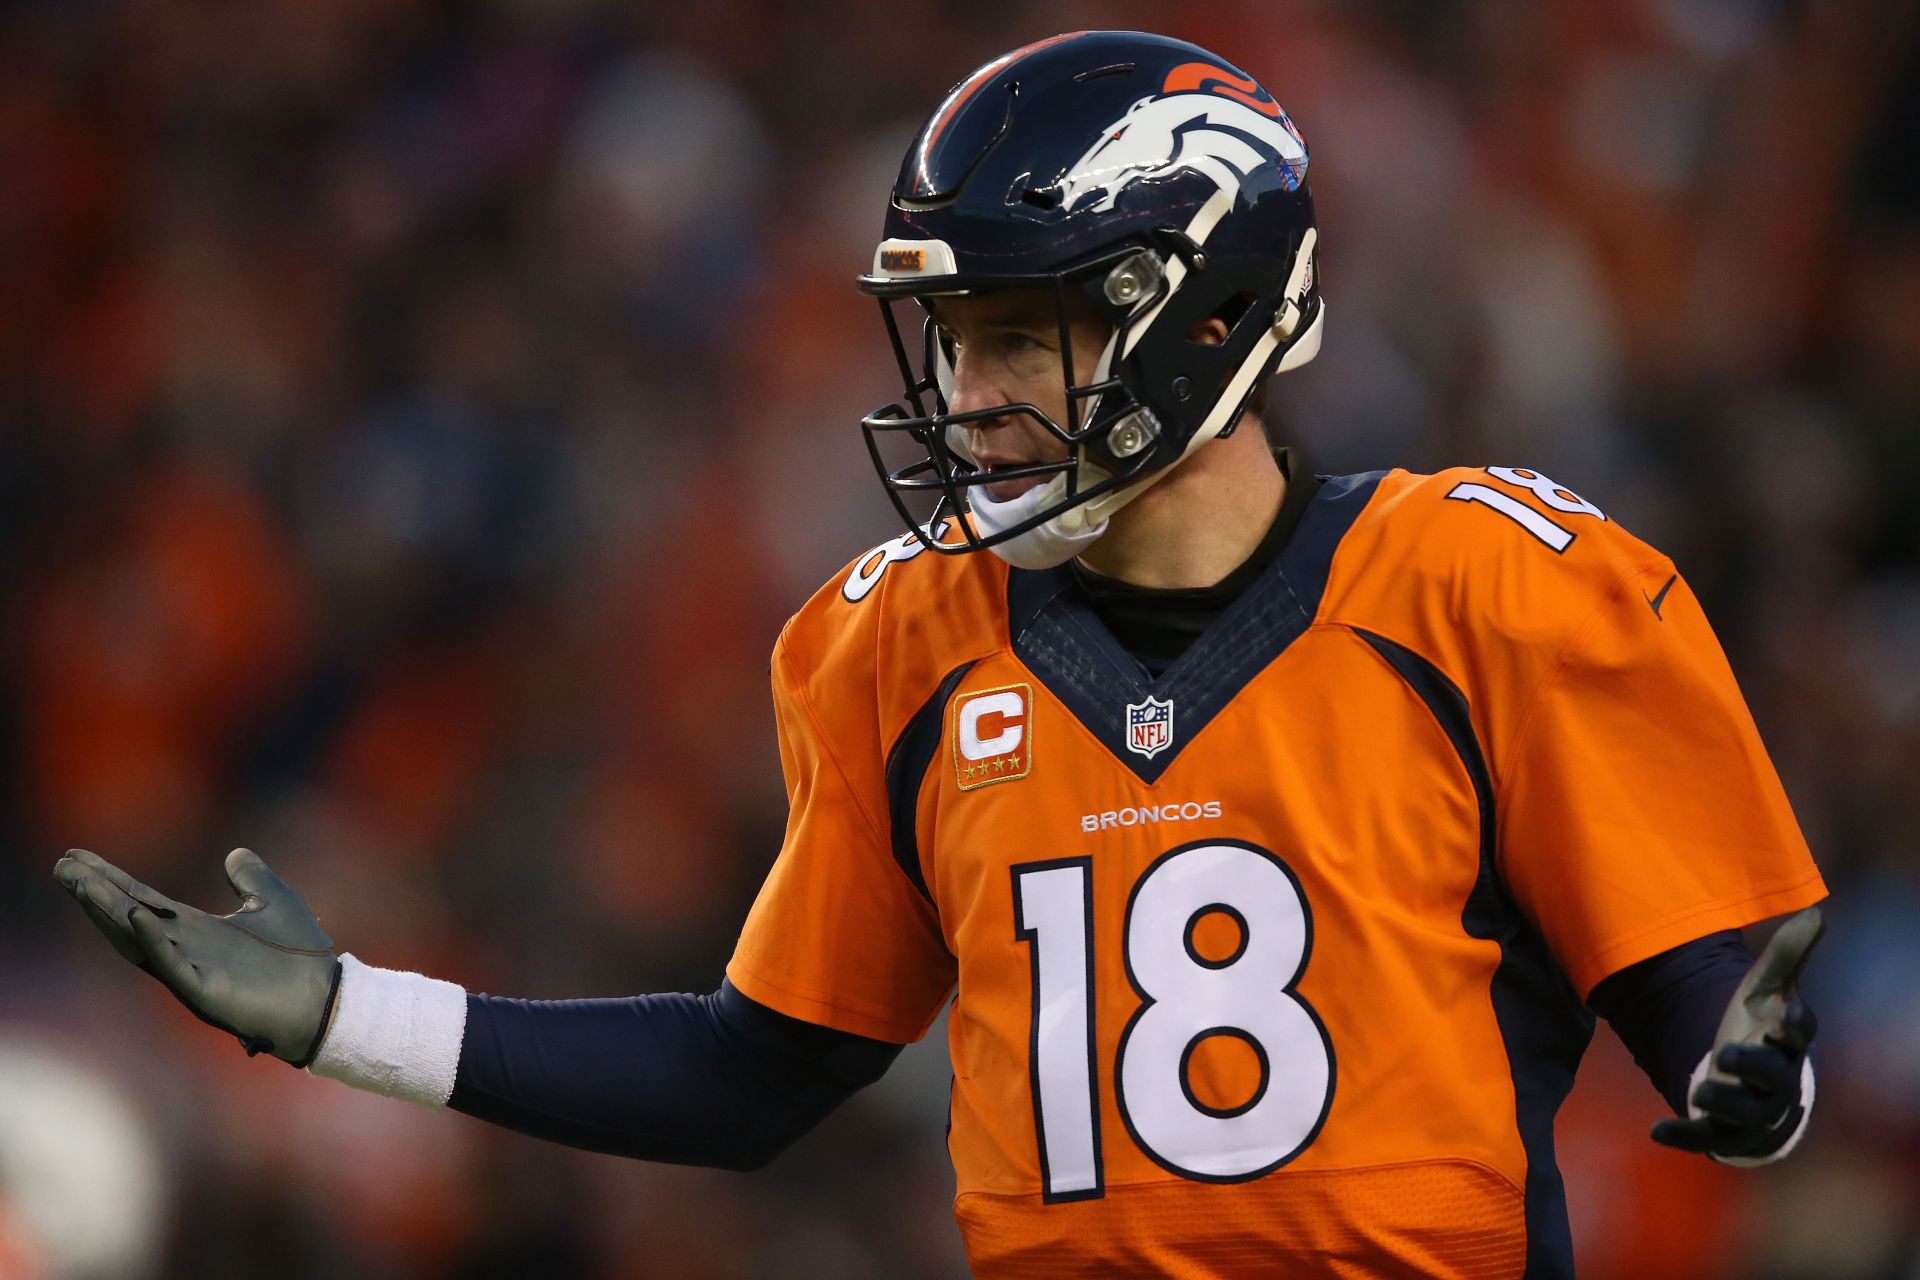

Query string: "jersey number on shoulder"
[1446, 466, 1606, 552]
[841, 521, 952, 603]
[1011, 840, 1334, 1201]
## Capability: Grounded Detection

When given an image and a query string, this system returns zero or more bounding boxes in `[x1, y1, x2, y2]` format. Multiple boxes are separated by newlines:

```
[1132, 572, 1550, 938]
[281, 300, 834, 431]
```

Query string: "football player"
[57, 31, 1825, 1279]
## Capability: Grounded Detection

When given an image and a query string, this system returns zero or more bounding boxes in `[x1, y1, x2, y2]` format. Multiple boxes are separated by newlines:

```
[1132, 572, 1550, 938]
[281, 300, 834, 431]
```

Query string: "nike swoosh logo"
[1644, 573, 1678, 619]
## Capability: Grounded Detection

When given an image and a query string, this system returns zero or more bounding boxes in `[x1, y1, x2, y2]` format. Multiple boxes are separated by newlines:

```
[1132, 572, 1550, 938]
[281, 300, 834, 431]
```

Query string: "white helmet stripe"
[1119, 186, 1232, 360]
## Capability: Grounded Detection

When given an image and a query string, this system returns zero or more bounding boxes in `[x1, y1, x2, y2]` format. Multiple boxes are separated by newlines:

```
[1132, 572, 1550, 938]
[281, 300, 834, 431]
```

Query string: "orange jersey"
[726, 466, 1825, 1279]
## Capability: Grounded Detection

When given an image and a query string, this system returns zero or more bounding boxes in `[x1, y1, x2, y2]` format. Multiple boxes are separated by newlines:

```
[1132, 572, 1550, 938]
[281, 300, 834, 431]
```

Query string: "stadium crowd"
[1, 0, 1916, 1275]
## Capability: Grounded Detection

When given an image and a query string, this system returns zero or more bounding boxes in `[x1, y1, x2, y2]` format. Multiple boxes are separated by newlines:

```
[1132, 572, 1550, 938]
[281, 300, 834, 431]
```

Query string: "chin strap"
[969, 478, 1111, 569]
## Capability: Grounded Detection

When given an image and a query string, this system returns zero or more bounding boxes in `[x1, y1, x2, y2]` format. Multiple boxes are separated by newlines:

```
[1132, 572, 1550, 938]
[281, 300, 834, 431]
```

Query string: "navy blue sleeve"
[1586, 930, 1754, 1113]
[447, 978, 905, 1171]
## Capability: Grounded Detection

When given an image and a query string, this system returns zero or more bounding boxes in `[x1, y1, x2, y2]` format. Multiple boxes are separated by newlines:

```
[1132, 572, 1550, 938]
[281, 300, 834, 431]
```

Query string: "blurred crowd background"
[2, 0, 1916, 1276]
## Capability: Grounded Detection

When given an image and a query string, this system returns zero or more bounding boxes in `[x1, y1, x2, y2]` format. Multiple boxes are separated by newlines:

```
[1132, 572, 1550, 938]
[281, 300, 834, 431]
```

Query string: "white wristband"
[1685, 1050, 1816, 1167]
[308, 953, 468, 1107]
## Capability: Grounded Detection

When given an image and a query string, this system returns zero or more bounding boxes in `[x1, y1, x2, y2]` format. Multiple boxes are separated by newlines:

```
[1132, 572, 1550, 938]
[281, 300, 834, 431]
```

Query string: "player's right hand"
[1649, 906, 1822, 1162]
[54, 847, 342, 1068]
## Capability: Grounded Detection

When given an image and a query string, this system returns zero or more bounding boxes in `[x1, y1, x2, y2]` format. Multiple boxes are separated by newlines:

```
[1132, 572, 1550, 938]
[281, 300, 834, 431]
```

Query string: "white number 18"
[1446, 465, 1607, 552]
[1010, 841, 1335, 1201]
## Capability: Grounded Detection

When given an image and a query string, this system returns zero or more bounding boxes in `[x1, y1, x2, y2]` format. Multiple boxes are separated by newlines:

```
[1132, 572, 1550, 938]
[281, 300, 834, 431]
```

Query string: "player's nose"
[948, 382, 997, 426]
[955, 392, 1016, 460]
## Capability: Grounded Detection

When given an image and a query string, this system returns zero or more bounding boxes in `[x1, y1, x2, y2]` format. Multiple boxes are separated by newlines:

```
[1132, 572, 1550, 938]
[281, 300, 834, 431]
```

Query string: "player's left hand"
[1650, 907, 1822, 1163]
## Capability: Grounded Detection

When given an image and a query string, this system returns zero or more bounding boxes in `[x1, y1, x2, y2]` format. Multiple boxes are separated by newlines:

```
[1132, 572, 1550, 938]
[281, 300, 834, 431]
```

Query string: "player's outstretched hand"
[1650, 907, 1822, 1163]
[54, 847, 342, 1067]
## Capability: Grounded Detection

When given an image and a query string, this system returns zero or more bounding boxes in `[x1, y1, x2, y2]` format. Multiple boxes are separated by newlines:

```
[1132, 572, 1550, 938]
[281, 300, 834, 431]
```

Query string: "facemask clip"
[1107, 408, 1161, 459]
[1103, 250, 1166, 308]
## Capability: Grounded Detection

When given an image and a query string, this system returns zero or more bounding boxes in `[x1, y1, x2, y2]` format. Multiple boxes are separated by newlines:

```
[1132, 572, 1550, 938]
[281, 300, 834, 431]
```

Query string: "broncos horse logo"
[1055, 62, 1308, 215]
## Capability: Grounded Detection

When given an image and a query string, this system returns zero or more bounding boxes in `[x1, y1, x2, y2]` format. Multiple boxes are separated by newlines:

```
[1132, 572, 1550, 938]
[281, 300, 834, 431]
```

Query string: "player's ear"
[1186, 316, 1230, 346]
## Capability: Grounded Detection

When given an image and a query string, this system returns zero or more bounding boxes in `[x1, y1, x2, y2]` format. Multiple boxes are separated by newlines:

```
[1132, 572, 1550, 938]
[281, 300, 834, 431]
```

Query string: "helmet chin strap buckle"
[1271, 228, 1319, 341]
[1276, 298, 1326, 374]
[1274, 299, 1303, 341]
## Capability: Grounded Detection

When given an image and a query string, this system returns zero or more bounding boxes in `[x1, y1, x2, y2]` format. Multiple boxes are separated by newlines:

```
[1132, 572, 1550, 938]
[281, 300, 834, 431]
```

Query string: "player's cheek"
[1019, 363, 1074, 437]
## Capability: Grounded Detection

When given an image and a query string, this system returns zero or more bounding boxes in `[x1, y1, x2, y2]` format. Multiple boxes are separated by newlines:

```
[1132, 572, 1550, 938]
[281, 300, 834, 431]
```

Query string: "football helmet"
[857, 30, 1323, 567]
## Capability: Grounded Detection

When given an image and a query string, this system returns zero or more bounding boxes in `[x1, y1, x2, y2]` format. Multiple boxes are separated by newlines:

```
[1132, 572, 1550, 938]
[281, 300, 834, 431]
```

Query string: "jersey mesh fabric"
[954, 1161, 1526, 1279]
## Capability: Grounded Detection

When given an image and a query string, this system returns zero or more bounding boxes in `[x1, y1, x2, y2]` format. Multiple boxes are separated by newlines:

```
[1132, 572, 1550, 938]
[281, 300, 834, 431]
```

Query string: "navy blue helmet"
[857, 30, 1323, 564]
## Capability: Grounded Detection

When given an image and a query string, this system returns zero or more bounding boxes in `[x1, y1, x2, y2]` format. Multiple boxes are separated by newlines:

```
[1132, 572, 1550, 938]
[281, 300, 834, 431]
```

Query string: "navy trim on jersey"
[1005, 471, 1384, 784]
[1275, 471, 1386, 619]
[885, 662, 977, 900]
[1357, 629, 1593, 1280]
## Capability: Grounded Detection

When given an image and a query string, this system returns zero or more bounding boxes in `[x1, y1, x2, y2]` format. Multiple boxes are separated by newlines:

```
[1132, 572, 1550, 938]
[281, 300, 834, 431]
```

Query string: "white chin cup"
[968, 477, 1110, 570]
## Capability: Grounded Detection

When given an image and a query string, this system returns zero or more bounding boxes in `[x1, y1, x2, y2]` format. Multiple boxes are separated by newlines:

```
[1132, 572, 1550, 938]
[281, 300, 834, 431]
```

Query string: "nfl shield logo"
[1125, 695, 1175, 760]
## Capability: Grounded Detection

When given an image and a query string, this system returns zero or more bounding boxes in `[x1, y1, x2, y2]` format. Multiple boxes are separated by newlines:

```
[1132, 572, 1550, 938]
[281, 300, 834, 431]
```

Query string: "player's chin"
[980, 472, 1052, 502]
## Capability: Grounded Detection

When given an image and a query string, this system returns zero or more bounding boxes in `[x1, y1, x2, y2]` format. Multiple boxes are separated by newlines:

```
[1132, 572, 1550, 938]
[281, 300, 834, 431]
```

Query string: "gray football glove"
[54, 847, 342, 1067]
[1650, 906, 1822, 1160]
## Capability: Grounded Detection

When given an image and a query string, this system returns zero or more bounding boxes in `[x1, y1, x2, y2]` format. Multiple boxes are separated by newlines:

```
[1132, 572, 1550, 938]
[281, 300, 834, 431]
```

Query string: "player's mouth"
[972, 449, 1063, 501]
[974, 460, 1051, 501]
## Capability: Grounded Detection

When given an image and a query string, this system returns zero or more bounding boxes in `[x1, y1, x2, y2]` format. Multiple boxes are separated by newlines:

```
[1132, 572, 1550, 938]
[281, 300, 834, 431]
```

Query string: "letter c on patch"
[958, 690, 1025, 761]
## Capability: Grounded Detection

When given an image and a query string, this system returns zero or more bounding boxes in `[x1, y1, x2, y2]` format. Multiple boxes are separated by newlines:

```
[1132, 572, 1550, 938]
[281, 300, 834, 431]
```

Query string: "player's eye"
[999, 329, 1062, 361]
[999, 330, 1060, 379]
